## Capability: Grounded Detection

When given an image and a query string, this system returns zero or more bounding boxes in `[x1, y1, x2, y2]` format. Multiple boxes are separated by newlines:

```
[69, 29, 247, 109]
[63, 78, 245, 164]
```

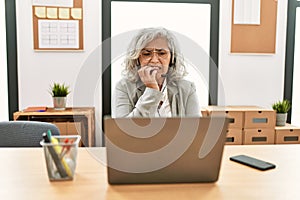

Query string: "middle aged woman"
[112, 27, 200, 118]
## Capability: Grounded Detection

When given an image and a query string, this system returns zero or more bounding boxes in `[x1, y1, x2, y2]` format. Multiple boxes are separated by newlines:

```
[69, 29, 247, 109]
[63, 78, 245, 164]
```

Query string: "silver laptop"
[104, 117, 229, 184]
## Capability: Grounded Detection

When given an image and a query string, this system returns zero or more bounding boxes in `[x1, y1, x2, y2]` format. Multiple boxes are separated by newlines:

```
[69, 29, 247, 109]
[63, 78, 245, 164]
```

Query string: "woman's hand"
[138, 65, 161, 90]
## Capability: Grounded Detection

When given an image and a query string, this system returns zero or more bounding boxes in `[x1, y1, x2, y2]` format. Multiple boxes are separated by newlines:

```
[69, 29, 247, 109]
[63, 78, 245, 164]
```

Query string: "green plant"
[49, 82, 70, 97]
[272, 99, 291, 113]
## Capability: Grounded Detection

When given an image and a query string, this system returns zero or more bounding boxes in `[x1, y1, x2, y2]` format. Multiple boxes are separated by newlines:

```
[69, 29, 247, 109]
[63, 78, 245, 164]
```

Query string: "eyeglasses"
[140, 49, 170, 60]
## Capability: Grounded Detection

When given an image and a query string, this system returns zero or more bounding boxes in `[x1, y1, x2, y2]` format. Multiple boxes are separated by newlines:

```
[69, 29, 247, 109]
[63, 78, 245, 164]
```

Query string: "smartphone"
[230, 155, 276, 171]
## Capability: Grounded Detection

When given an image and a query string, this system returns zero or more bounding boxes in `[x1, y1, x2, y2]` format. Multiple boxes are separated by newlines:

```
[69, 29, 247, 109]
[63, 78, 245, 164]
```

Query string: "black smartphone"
[230, 155, 276, 171]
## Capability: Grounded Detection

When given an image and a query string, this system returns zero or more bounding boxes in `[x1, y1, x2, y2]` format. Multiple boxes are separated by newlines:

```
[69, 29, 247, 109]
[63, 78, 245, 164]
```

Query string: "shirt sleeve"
[112, 82, 163, 118]
[185, 82, 201, 117]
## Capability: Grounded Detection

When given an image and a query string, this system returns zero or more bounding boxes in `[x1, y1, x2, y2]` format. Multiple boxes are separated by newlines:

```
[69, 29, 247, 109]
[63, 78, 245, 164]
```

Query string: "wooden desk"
[1, 145, 300, 199]
[13, 107, 95, 147]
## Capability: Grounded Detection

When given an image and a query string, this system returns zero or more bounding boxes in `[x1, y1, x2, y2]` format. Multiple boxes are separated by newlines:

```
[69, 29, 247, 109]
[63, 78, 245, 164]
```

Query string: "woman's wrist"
[145, 83, 159, 90]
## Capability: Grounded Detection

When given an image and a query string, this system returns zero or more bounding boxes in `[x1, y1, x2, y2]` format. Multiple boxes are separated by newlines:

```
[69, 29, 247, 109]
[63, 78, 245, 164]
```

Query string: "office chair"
[0, 121, 60, 147]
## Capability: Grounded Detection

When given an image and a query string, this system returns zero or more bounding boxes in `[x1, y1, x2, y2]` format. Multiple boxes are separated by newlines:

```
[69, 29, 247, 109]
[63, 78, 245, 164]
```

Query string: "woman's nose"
[150, 53, 160, 62]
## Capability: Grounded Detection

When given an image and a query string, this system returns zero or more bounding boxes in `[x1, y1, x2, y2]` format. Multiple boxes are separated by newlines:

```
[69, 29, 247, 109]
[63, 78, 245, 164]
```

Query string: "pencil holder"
[40, 135, 81, 181]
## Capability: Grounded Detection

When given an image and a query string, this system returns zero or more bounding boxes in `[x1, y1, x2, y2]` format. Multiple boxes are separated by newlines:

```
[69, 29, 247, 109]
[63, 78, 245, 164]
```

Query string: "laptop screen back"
[104, 117, 229, 184]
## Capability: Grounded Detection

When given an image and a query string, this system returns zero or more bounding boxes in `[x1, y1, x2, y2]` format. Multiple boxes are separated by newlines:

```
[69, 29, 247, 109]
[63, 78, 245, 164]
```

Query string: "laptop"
[104, 117, 229, 184]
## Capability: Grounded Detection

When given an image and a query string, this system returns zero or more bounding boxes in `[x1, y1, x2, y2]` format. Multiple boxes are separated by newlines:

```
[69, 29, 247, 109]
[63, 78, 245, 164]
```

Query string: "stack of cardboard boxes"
[201, 106, 244, 145]
[243, 107, 276, 144]
[201, 106, 276, 145]
[275, 124, 300, 144]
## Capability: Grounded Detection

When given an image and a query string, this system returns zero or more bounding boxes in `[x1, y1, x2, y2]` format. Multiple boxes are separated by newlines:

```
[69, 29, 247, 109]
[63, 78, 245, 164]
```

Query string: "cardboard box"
[243, 129, 275, 145]
[203, 106, 244, 129]
[53, 122, 67, 134]
[225, 129, 243, 145]
[201, 108, 209, 117]
[53, 122, 83, 146]
[275, 124, 300, 144]
[53, 122, 82, 135]
[67, 122, 82, 135]
[244, 108, 276, 129]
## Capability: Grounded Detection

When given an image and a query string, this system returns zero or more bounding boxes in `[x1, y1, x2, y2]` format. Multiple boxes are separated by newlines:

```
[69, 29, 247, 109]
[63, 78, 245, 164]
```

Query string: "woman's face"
[138, 37, 171, 79]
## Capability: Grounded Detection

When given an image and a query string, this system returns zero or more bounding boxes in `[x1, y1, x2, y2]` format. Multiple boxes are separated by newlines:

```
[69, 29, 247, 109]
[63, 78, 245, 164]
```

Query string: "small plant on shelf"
[50, 82, 70, 97]
[272, 99, 291, 114]
[49, 82, 70, 110]
[272, 99, 291, 126]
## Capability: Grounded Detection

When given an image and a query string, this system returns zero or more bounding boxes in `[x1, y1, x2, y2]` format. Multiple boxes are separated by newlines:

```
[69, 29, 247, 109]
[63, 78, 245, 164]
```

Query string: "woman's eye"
[158, 51, 168, 58]
[158, 52, 167, 56]
[142, 53, 151, 57]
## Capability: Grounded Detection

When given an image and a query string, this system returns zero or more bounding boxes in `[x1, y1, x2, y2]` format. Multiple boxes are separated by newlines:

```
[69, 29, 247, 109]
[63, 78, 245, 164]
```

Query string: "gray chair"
[0, 121, 60, 147]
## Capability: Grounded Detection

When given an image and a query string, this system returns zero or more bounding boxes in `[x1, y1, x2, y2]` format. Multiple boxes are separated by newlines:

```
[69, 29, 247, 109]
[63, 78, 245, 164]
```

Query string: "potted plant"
[49, 82, 70, 110]
[272, 99, 291, 126]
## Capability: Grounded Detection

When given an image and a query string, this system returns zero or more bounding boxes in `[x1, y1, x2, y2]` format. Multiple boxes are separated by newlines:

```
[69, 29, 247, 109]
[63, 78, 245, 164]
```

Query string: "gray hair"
[122, 27, 187, 82]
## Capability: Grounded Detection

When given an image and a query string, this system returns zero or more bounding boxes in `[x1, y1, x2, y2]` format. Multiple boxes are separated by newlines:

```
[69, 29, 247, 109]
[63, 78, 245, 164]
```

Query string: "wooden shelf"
[14, 107, 95, 147]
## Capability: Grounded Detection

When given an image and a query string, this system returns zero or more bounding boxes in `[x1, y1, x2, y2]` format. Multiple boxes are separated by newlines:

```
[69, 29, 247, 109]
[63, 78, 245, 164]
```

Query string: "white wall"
[219, 0, 288, 108]
[0, 0, 9, 121]
[16, 0, 102, 146]
[292, 7, 300, 126]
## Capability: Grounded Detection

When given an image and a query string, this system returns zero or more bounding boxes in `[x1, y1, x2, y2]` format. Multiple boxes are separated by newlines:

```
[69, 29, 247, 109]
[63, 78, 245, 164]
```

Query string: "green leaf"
[272, 99, 291, 113]
[49, 82, 70, 97]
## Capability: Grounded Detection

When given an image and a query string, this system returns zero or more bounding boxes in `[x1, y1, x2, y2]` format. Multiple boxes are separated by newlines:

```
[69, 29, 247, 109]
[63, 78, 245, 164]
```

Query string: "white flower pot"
[276, 113, 287, 126]
[53, 97, 67, 110]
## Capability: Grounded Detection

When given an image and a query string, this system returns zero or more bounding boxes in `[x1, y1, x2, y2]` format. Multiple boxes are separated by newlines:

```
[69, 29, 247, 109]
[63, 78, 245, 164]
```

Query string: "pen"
[60, 138, 72, 159]
[42, 132, 68, 178]
[47, 129, 52, 142]
[48, 134, 72, 177]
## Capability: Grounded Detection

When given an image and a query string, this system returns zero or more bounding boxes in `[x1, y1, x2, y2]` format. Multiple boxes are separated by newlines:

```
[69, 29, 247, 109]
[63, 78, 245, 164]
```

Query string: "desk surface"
[1, 145, 299, 200]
